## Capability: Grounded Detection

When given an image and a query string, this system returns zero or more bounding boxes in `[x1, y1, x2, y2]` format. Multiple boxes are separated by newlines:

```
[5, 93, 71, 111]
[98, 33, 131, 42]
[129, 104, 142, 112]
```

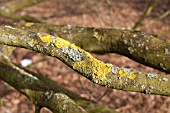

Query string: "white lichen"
[27, 41, 34, 47]
[145, 46, 149, 50]
[111, 66, 119, 74]
[5, 25, 16, 30]
[45, 91, 54, 100]
[146, 73, 158, 79]
[165, 48, 170, 55]
[60, 46, 84, 62]
[78, 28, 85, 32]
[123, 40, 128, 44]
[159, 77, 168, 82]
[9, 35, 16, 40]
[141, 84, 146, 89]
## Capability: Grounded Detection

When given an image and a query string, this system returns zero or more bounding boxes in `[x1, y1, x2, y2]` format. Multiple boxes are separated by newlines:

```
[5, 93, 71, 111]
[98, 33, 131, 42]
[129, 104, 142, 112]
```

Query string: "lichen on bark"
[0, 25, 170, 96]
[12, 22, 170, 73]
[0, 50, 118, 113]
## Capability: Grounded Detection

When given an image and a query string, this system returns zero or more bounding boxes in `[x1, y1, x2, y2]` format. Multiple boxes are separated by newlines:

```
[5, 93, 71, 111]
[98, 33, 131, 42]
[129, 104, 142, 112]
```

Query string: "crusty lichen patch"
[44, 36, 137, 84]
[25, 22, 34, 27]
[54, 37, 85, 62]
[127, 72, 137, 80]
[54, 37, 113, 84]
[93, 31, 106, 41]
[55, 38, 71, 48]
[118, 69, 137, 80]
[39, 35, 53, 43]
[73, 52, 112, 84]
[60, 47, 84, 62]
[118, 69, 127, 77]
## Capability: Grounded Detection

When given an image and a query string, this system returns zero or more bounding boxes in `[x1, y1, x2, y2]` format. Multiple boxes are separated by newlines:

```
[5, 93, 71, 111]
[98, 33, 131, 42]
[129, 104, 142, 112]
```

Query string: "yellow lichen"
[93, 31, 106, 41]
[54, 37, 81, 51]
[39, 35, 52, 43]
[25, 22, 34, 27]
[54, 37, 112, 84]
[93, 32, 101, 41]
[55, 38, 71, 48]
[73, 52, 112, 84]
[118, 70, 127, 77]
[118, 69, 137, 80]
[127, 73, 137, 80]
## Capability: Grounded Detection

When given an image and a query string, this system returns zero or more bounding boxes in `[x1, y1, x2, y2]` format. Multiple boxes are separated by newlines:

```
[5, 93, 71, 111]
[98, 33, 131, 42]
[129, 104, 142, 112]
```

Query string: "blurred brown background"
[0, 0, 170, 113]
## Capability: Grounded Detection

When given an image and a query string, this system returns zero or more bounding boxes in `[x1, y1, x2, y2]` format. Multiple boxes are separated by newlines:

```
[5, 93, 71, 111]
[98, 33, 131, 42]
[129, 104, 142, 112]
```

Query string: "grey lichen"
[146, 73, 158, 79]
[27, 41, 34, 47]
[111, 65, 119, 74]
[165, 48, 170, 55]
[59, 46, 85, 62]
[141, 84, 146, 89]
[121, 68, 133, 73]
[159, 77, 169, 82]
[45, 91, 54, 100]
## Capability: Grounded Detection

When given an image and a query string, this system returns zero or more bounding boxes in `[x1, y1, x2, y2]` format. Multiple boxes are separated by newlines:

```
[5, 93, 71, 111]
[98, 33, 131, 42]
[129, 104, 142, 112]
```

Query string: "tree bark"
[0, 0, 44, 22]
[12, 23, 170, 73]
[0, 45, 118, 113]
[0, 25, 170, 96]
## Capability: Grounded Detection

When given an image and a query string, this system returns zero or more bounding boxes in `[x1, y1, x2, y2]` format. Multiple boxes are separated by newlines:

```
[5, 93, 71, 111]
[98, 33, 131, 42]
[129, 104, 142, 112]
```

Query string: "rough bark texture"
[0, 45, 117, 113]
[12, 23, 170, 73]
[0, 25, 170, 97]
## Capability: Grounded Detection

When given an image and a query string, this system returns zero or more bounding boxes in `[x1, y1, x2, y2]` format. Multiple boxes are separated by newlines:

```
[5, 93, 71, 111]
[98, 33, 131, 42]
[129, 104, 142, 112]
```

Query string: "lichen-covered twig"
[0, 0, 45, 22]
[12, 23, 170, 73]
[0, 25, 170, 96]
[132, 0, 159, 30]
[0, 46, 118, 113]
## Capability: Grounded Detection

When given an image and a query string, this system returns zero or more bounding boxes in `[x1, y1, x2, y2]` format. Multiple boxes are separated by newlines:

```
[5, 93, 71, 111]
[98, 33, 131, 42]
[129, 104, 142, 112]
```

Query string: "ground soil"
[0, 0, 170, 113]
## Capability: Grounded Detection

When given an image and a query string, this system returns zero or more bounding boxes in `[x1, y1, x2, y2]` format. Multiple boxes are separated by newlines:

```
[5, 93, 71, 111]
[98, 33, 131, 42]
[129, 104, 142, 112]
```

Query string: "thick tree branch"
[0, 25, 170, 96]
[0, 54, 85, 113]
[12, 23, 170, 73]
[0, 46, 117, 113]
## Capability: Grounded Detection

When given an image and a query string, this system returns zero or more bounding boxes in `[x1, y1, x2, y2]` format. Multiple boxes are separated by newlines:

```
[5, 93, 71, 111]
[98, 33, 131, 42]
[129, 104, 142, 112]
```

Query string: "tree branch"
[0, 46, 117, 113]
[0, 25, 170, 96]
[0, 0, 45, 22]
[12, 23, 170, 73]
[132, 0, 159, 30]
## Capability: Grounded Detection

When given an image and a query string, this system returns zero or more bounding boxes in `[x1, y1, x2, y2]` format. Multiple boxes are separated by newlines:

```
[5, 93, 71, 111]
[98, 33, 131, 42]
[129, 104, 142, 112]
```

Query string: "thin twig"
[132, 0, 159, 30]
